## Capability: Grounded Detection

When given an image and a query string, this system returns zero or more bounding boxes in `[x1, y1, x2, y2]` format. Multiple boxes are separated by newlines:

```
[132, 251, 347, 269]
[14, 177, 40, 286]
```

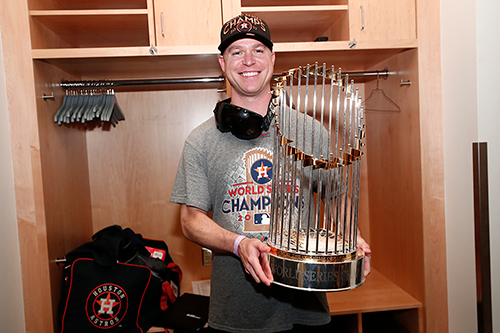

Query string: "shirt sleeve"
[170, 138, 212, 212]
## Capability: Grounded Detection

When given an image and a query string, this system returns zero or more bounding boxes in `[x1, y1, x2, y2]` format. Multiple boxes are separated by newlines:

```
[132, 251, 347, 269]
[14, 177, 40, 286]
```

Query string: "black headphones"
[213, 98, 275, 140]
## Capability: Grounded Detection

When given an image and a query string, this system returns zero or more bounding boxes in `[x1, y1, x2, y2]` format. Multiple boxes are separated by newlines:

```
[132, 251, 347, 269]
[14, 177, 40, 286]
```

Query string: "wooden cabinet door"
[348, 0, 416, 41]
[154, 0, 222, 46]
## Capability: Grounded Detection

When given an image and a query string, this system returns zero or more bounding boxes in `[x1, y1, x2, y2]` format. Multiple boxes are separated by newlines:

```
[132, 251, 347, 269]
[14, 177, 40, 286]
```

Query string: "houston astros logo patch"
[86, 284, 128, 329]
[237, 21, 252, 32]
[251, 159, 273, 184]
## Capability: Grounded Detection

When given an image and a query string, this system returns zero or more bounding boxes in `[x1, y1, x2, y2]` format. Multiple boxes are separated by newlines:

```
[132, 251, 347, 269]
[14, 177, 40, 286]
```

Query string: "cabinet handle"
[161, 12, 165, 37]
[360, 6, 365, 31]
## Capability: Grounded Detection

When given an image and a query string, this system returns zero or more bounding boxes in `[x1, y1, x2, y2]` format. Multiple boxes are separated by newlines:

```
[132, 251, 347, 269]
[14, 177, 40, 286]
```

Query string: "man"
[171, 13, 371, 333]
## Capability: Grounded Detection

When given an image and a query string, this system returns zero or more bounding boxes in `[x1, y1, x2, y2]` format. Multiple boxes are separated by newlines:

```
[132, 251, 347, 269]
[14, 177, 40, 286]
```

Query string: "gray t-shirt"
[171, 114, 330, 332]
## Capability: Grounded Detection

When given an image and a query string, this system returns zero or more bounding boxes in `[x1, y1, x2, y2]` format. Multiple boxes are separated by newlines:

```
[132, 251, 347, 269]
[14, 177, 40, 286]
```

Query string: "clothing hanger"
[53, 89, 70, 124]
[54, 86, 125, 126]
[362, 73, 401, 113]
[59, 92, 81, 125]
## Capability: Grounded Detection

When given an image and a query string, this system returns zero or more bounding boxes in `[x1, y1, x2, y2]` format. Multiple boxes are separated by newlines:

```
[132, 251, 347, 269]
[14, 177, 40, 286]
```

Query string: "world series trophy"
[268, 63, 366, 291]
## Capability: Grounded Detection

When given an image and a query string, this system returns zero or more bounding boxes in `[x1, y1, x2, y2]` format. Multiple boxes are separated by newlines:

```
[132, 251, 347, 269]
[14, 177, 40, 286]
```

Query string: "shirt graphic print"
[223, 148, 273, 233]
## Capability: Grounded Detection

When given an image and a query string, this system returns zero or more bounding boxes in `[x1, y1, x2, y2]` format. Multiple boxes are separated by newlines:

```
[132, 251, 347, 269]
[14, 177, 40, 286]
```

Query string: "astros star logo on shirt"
[254, 161, 271, 181]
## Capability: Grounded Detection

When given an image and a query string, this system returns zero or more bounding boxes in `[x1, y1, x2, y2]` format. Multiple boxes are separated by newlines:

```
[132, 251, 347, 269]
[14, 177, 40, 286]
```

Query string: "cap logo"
[237, 21, 252, 32]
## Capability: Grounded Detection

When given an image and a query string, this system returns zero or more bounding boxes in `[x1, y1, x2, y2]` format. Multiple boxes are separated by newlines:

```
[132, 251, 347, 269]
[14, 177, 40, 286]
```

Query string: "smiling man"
[218, 16, 275, 113]
[170, 13, 370, 333]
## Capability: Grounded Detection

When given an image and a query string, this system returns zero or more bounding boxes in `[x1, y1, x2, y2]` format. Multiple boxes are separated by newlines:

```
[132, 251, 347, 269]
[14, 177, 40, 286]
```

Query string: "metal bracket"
[43, 93, 55, 101]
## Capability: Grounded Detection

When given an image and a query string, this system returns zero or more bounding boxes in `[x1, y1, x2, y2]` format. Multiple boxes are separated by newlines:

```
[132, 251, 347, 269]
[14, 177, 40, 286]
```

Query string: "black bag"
[123, 227, 182, 317]
[59, 225, 182, 333]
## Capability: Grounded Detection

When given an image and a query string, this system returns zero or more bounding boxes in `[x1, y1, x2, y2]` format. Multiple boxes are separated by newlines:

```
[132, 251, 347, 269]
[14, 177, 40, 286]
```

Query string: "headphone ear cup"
[213, 100, 270, 140]
[230, 110, 262, 139]
[213, 99, 232, 132]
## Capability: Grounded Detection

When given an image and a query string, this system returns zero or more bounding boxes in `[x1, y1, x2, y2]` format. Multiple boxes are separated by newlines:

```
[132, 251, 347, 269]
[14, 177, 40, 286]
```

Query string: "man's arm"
[179, 204, 274, 286]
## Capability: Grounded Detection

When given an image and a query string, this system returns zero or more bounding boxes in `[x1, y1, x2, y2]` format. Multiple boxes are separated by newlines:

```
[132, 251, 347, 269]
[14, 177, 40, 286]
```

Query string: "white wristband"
[233, 235, 247, 257]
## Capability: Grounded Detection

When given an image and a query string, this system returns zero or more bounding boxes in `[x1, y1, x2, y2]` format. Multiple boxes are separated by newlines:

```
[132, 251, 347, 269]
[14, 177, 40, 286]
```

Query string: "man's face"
[218, 38, 275, 100]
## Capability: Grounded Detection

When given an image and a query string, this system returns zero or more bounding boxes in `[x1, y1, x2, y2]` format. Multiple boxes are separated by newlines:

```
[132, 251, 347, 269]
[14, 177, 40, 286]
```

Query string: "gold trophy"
[268, 64, 365, 291]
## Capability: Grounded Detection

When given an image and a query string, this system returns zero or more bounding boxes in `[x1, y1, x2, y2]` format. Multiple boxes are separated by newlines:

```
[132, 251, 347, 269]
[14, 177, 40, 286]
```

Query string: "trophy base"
[267, 252, 365, 292]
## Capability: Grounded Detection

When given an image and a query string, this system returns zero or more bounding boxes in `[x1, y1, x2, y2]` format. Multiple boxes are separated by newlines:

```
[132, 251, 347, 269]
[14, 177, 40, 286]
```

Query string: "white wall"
[476, 2, 500, 331]
[0, 30, 26, 332]
[442, 0, 500, 332]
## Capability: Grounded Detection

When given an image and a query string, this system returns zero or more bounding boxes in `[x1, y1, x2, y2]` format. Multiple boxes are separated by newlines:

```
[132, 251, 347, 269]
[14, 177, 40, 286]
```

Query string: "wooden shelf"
[244, 5, 348, 12]
[30, 10, 150, 48]
[274, 40, 417, 74]
[30, 9, 149, 15]
[327, 268, 421, 316]
[31, 45, 220, 80]
[242, 0, 347, 6]
[31, 40, 417, 58]
[28, 0, 148, 10]
[274, 39, 418, 52]
[31, 41, 416, 81]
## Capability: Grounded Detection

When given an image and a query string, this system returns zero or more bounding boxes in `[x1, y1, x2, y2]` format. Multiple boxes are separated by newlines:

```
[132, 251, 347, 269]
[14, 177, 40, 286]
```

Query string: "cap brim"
[218, 32, 273, 54]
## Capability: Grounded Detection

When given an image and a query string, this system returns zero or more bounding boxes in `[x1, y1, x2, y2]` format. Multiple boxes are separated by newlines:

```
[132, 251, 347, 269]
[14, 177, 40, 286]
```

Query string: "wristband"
[233, 235, 247, 257]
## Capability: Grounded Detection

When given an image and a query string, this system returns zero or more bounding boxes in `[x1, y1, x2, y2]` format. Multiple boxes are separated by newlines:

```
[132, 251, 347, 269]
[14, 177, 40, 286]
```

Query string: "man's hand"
[180, 205, 275, 286]
[357, 234, 371, 279]
[237, 238, 274, 286]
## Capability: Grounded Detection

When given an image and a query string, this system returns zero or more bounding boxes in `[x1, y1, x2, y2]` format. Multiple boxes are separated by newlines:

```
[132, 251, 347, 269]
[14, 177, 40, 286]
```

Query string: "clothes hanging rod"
[60, 77, 225, 90]
[345, 68, 392, 79]
[60, 69, 391, 90]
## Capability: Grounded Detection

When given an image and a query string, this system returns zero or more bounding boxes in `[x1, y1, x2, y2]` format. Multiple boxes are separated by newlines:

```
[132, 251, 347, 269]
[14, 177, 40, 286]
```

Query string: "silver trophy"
[268, 63, 366, 291]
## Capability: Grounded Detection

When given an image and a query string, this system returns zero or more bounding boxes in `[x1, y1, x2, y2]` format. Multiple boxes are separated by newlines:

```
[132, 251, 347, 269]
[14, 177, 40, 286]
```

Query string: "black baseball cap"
[218, 14, 273, 54]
